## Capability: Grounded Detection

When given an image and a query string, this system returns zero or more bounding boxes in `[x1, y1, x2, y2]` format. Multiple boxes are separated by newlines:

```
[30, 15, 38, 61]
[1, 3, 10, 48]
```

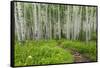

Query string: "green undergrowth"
[15, 40, 73, 66]
[60, 40, 97, 61]
[14, 39, 97, 66]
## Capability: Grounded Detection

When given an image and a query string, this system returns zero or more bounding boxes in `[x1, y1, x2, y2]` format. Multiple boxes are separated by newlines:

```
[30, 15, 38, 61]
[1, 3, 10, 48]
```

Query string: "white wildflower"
[28, 55, 32, 59]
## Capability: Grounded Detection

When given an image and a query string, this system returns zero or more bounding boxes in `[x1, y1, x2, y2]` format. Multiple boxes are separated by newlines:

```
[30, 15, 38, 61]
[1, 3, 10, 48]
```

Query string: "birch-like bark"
[58, 5, 61, 39]
[14, 3, 97, 42]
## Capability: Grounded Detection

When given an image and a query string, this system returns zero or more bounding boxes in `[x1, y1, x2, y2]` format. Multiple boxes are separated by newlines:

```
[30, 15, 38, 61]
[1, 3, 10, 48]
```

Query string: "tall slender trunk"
[58, 5, 61, 39]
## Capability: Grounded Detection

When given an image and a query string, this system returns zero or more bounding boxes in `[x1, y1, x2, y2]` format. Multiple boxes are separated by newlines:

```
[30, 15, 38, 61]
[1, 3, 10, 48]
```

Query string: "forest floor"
[14, 39, 97, 66]
[56, 40, 96, 63]
[69, 49, 89, 63]
[57, 44, 90, 63]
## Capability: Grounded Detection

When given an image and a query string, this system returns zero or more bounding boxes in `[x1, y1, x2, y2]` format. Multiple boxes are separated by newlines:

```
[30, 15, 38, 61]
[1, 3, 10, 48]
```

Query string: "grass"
[14, 39, 97, 66]
[60, 40, 97, 61]
[14, 40, 73, 66]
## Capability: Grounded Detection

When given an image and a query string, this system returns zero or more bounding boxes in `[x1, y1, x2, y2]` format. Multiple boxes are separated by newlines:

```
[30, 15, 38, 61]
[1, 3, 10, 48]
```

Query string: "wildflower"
[28, 55, 32, 59]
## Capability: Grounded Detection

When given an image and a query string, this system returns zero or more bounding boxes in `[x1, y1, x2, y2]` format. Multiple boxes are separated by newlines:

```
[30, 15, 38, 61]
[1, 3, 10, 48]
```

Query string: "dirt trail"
[70, 49, 90, 63]
[57, 43, 90, 63]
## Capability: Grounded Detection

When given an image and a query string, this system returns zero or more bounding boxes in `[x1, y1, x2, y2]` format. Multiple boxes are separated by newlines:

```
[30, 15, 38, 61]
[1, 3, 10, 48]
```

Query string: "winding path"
[57, 43, 90, 63]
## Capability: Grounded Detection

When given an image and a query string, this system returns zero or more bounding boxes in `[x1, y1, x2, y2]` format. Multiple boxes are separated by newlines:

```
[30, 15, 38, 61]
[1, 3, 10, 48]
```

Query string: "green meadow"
[14, 40, 97, 66]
